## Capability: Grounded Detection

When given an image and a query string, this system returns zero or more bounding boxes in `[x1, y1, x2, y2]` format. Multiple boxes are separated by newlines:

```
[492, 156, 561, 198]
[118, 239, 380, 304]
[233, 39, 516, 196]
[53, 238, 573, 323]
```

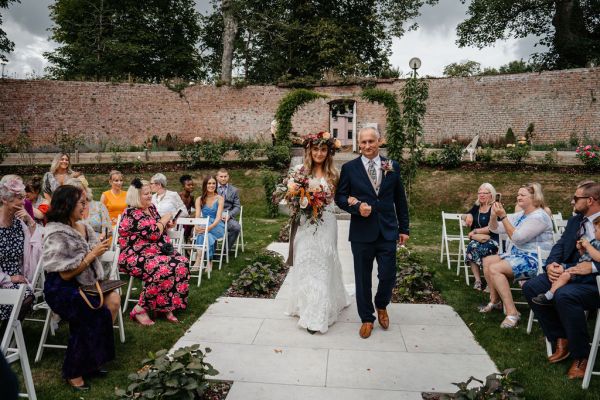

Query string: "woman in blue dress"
[464, 183, 499, 291]
[194, 176, 225, 273]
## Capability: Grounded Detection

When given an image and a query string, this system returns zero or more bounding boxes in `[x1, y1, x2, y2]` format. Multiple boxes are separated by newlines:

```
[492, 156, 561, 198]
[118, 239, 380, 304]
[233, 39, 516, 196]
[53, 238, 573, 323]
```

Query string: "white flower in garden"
[193, 136, 202, 143]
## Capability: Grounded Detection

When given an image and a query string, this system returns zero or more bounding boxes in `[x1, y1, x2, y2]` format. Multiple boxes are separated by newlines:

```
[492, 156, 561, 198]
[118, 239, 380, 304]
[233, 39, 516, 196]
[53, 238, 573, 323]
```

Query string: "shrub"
[234, 141, 262, 162]
[505, 127, 516, 144]
[429, 368, 525, 400]
[231, 262, 277, 295]
[262, 171, 280, 218]
[395, 250, 434, 303]
[505, 144, 530, 163]
[575, 144, 600, 169]
[478, 146, 494, 164]
[266, 145, 291, 170]
[423, 151, 440, 167]
[252, 250, 285, 272]
[438, 142, 463, 168]
[115, 345, 218, 399]
[541, 150, 558, 168]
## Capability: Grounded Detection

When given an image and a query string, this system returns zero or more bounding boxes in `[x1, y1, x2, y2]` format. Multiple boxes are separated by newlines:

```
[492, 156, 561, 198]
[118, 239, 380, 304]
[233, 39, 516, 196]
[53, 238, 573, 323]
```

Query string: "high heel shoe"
[129, 307, 155, 326]
[164, 312, 179, 324]
[66, 378, 90, 392]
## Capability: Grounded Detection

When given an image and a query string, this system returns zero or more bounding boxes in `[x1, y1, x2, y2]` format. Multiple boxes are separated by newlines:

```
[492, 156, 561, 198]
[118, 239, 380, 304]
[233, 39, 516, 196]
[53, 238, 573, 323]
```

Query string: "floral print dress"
[118, 206, 190, 312]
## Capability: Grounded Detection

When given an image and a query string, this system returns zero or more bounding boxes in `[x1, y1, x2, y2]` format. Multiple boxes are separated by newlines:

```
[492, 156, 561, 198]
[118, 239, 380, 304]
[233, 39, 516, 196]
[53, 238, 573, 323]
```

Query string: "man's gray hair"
[357, 127, 380, 141]
[151, 173, 167, 188]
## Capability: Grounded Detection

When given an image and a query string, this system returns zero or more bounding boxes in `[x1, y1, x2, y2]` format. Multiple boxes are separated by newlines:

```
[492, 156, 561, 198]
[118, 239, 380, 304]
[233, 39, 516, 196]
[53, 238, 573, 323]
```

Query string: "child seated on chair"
[533, 216, 600, 305]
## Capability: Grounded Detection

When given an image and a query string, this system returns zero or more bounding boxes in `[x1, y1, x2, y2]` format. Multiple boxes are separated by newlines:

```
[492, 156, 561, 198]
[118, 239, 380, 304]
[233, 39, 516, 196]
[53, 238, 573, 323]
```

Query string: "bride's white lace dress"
[286, 179, 351, 333]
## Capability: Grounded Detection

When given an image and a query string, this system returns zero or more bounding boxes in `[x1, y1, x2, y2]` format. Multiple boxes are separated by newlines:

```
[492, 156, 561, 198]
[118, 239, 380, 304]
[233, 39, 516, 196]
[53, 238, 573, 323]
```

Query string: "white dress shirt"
[152, 190, 188, 218]
[361, 154, 381, 187]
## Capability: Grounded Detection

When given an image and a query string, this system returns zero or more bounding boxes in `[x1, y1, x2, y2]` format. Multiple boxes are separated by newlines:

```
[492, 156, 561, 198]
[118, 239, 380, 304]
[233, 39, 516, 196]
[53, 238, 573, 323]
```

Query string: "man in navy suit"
[335, 127, 409, 338]
[523, 181, 600, 379]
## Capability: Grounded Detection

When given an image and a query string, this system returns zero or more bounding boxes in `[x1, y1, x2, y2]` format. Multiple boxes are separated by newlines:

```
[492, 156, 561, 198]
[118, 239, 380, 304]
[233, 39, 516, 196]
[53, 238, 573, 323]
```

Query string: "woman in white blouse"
[479, 182, 554, 329]
[149, 173, 188, 218]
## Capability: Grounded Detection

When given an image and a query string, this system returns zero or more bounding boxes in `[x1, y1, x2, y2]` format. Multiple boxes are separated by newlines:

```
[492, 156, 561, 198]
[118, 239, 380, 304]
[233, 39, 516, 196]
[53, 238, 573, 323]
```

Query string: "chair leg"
[234, 235, 240, 258]
[582, 315, 600, 389]
[122, 276, 135, 315]
[35, 309, 52, 363]
[15, 323, 37, 400]
[117, 306, 126, 343]
[240, 227, 245, 252]
[526, 310, 535, 334]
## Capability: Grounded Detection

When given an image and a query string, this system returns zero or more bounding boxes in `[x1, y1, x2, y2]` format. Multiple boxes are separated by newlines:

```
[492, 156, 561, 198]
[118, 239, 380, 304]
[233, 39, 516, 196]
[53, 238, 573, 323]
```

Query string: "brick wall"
[1, 68, 598, 149]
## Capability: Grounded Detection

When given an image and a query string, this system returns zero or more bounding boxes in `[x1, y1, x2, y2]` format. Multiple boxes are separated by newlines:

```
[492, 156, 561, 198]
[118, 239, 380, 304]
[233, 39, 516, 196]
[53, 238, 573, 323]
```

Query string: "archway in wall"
[328, 99, 356, 150]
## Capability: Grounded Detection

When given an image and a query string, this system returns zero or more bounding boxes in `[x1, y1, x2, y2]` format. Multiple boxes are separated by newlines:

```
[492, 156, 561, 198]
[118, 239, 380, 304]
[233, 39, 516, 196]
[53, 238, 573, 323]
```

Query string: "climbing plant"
[360, 88, 404, 166]
[401, 73, 429, 199]
[274, 89, 327, 145]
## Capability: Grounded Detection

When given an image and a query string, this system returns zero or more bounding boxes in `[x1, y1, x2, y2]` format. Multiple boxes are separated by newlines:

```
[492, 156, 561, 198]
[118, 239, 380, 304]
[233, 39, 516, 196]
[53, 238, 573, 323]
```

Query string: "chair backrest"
[0, 285, 26, 353]
[465, 135, 479, 151]
[174, 217, 209, 252]
[554, 219, 568, 234]
[30, 256, 45, 302]
[498, 233, 513, 253]
[536, 245, 551, 274]
[99, 249, 120, 280]
[551, 212, 563, 234]
[110, 214, 122, 250]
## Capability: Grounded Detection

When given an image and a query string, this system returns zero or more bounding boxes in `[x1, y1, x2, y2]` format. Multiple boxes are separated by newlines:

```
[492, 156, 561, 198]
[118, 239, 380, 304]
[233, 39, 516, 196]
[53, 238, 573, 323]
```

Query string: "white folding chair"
[99, 250, 125, 344]
[551, 212, 563, 234]
[555, 219, 568, 235]
[233, 206, 245, 258]
[462, 134, 479, 161]
[582, 275, 600, 389]
[214, 211, 229, 270]
[109, 214, 122, 251]
[175, 217, 210, 286]
[455, 222, 472, 285]
[1, 285, 37, 400]
[440, 212, 467, 270]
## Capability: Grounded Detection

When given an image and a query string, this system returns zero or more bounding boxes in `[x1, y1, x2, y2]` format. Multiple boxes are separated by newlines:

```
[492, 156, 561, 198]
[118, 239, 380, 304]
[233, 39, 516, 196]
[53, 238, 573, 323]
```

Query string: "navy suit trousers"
[523, 273, 600, 358]
[351, 236, 397, 323]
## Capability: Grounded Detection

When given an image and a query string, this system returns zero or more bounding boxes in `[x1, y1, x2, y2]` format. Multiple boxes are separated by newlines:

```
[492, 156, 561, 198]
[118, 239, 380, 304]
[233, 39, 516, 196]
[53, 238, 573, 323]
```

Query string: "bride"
[286, 132, 351, 334]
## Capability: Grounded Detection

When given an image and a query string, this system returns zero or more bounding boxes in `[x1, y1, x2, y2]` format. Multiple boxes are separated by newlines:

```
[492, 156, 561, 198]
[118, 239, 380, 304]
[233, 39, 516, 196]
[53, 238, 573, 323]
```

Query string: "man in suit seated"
[523, 181, 600, 380]
[216, 168, 241, 251]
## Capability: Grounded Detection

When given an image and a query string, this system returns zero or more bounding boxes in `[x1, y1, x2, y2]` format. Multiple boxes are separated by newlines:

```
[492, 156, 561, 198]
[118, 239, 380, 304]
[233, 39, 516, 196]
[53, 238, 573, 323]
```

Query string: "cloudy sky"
[1, 0, 543, 79]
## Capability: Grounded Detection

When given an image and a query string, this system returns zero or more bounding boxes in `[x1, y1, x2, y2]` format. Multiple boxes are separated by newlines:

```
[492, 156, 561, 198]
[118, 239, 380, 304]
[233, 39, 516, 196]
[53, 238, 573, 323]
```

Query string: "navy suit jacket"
[545, 213, 599, 284]
[335, 156, 409, 243]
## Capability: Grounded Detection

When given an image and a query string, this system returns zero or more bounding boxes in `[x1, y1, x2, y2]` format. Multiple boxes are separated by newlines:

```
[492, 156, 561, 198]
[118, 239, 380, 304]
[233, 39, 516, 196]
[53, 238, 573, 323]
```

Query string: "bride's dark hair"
[302, 144, 339, 187]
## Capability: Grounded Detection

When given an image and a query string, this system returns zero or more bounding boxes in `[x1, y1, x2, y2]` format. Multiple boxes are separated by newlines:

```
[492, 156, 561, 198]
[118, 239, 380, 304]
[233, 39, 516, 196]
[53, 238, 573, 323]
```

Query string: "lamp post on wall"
[408, 57, 421, 78]
[0, 60, 7, 79]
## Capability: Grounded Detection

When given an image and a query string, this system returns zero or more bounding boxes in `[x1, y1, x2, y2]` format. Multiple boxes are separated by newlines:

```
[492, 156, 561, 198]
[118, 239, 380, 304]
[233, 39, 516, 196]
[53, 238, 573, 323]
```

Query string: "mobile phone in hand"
[172, 209, 183, 222]
[495, 193, 502, 203]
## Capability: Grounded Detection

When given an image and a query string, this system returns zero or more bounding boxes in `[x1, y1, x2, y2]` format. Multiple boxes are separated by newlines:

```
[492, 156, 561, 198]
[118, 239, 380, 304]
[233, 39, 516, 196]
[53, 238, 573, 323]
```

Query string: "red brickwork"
[1, 68, 598, 149]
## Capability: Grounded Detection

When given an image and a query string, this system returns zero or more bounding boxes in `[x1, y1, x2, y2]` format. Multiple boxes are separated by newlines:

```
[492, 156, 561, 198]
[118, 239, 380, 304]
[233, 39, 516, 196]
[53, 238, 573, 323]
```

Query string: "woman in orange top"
[100, 170, 127, 227]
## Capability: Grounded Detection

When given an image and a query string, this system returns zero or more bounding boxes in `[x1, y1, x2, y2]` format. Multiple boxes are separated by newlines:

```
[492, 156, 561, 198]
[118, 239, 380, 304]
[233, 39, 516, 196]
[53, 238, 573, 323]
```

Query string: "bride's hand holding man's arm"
[348, 196, 371, 217]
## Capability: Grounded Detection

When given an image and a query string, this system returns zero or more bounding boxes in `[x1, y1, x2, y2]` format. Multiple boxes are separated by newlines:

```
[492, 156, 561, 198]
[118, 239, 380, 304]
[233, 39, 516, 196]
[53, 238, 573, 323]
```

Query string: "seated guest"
[194, 175, 225, 272]
[66, 178, 111, 240]
[523, 182, 600, 379]
[42, 185, 120, 391]
[42, 153, 81, 201]
[100, 170, 127, 227]
[0, 175, 41, 323]
[150, 173, 187, 218]
[533, 216, 600, 305]
[216, 168, 241, 250]
[24, 175, 47, 223]
[479, 182, 554, 329]
[178, 174, 195, 240]
[463, 183, 499, 290]
[118, 178, 190, 325]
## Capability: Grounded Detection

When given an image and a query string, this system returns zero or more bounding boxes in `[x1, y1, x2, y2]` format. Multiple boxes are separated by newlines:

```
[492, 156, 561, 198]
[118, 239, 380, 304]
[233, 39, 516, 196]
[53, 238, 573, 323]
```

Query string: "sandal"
[130, 307, 155, 326]
[500, 313, 521, 329]
[478, 301, 502, 313]
[164, 312, 179, 324]
[473, 280, 483, 291]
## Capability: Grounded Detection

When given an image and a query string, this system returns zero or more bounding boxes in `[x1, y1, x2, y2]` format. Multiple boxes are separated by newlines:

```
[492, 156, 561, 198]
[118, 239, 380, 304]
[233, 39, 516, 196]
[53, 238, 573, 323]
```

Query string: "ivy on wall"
[274, 89, 327, 145]
[360, 87, 404, 167]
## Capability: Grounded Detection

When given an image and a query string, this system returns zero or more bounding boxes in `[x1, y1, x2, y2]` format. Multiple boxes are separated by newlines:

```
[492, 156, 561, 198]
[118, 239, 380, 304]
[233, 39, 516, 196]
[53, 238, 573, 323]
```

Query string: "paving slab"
[182, 315, 264, 345]
[226, 382, 422, 400]
[400, 324, 487, 354]
[326, 349, 497, 393]
[204, 297, 289, 320]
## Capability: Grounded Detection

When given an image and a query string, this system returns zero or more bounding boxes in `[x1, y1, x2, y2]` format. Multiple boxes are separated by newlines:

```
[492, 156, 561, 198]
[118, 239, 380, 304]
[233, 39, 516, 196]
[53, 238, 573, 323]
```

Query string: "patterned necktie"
[218, 185, 225, 197]
[367, 160, 377, 187]
[577, 217, 588, 239]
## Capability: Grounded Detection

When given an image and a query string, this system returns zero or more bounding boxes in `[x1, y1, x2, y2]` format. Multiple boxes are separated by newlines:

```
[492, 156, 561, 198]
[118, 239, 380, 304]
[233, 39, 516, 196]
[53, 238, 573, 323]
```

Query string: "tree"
[456, 0, 600, 69]
[443, 60, 481, 77]
[45, 0, 204, 82]
[220, 0, 238, 84]
[201, 0, 439, 84]
[0, 0, 19, 62]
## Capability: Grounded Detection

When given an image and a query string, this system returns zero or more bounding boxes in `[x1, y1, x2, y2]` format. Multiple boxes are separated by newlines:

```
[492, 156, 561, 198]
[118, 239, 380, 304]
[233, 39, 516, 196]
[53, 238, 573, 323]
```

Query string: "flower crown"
[302, 131, 342, 155]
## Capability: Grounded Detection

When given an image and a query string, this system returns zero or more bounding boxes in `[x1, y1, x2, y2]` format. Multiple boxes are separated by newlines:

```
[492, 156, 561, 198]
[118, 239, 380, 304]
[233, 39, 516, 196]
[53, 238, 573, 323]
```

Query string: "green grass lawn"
[15, 166, 600, 399]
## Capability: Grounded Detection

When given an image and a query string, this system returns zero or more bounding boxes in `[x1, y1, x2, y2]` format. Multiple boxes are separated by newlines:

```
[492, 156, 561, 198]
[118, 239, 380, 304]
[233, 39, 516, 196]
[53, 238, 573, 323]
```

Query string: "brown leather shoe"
[376, 308, 389, 330]
[567, 358, 588, 379]
[548, 338, 570, 363]
[359, 322, 374, 339]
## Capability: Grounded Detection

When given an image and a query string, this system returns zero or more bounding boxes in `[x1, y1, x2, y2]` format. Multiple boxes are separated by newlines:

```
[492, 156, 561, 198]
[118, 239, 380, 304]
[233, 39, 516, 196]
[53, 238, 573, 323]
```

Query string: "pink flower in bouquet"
[299, 196, 309, 209]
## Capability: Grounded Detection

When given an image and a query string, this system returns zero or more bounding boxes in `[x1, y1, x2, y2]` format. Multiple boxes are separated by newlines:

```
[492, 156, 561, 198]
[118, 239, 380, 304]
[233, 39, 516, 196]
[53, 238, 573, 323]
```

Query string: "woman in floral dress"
[118, 178, 190, 325]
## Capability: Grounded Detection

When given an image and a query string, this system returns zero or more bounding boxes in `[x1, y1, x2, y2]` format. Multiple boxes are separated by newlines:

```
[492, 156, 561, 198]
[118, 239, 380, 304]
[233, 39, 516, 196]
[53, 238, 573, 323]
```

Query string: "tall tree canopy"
[456, 0, 600, 69]
[202, 0, 438, 84]
[45, 0, 203, 81]
[0, 0, 19, 62]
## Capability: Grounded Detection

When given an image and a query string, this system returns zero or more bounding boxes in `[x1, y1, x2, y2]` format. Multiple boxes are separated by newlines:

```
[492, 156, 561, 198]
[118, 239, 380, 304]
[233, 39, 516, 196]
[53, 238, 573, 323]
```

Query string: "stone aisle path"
[172, 220, 496, 399]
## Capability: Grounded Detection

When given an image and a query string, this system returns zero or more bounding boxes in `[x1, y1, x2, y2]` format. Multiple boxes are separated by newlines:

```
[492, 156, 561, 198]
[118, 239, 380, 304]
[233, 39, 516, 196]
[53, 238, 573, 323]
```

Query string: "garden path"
[172, 220, 496, 399]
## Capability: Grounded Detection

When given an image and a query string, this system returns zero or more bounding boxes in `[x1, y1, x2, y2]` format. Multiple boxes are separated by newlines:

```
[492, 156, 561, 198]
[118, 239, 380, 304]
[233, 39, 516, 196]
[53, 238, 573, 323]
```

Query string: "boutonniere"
[381, 160, 394, 176]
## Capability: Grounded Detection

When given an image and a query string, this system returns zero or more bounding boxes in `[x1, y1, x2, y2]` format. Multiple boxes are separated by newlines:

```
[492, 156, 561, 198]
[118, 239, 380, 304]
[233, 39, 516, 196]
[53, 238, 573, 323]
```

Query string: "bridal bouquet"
[273, 165, 333, 225]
